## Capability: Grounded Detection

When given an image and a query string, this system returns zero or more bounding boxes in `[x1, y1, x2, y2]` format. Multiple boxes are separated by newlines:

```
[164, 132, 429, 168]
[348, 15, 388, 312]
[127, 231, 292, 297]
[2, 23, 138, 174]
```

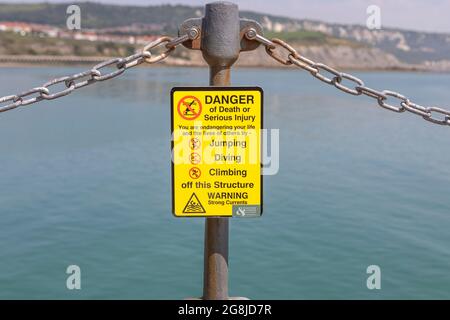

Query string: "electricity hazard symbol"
[183, 193, 206, 214]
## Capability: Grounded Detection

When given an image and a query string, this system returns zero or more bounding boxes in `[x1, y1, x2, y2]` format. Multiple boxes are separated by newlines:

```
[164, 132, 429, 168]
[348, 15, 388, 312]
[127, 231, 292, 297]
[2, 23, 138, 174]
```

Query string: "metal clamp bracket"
[178, 2, 263, 68]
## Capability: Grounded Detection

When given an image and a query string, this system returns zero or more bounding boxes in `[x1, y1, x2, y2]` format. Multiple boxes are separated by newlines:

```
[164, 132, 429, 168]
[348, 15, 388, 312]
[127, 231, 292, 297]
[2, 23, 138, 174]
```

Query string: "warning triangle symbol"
[183, 193, 206, 214]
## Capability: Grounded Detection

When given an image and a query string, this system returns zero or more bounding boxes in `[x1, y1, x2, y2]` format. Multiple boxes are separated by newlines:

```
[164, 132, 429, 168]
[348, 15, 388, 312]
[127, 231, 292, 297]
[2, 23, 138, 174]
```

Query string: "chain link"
[2, 26, 449, 127]
[0, 33, 196, 114]
[245, 29, 450, 127]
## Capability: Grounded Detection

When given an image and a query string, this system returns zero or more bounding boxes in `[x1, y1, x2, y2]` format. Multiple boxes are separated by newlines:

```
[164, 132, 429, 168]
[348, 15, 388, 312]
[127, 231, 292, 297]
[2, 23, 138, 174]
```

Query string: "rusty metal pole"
[201, 1, 240, 300]
[179, 0, 261, 300]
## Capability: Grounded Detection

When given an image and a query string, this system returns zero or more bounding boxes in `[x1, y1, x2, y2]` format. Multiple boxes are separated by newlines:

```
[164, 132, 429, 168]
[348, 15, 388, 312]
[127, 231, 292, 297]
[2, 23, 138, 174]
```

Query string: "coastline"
[0, 61, 447, 73]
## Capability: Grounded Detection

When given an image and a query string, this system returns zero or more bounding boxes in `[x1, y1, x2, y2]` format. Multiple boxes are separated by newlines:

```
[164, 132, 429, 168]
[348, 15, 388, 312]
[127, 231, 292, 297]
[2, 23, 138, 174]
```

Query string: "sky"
[8, 0, 450, 33]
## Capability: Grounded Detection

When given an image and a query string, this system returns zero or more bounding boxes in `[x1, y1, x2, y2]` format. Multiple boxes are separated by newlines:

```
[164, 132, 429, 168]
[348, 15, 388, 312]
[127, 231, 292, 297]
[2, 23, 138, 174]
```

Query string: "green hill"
[1, 1, 449, 65]
[0, 2, 236, 31]
[0, 30, 136, 56]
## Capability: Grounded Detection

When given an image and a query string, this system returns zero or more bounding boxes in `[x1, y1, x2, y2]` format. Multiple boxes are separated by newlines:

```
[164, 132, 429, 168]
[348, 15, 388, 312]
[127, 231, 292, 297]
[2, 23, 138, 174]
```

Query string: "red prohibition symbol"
[189, 167, 201, 179]
[177, 95, 202, 120]
[190, 152, 201, 165]
[190, 138, 201, 150]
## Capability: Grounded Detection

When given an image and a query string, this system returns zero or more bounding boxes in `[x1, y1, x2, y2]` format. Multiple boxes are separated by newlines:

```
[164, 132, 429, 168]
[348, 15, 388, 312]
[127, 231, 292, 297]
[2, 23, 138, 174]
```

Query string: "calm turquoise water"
[0, 66, 449, 299]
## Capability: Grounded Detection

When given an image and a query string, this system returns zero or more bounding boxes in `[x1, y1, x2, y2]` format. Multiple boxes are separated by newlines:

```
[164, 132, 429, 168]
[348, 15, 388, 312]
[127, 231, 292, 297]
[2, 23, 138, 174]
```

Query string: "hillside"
[0, 30, 136, 56]
[0, 2, 449, 70]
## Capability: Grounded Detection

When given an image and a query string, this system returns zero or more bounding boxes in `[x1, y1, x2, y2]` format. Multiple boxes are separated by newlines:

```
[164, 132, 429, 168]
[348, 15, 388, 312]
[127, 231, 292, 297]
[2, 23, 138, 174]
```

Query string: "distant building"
[0, 21, 60, 37]
[0, 21, 162, 46]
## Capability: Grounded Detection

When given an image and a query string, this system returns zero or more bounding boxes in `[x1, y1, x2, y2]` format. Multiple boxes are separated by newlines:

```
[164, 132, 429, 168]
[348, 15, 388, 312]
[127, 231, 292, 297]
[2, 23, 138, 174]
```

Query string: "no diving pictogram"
[177, 95, 202, 120]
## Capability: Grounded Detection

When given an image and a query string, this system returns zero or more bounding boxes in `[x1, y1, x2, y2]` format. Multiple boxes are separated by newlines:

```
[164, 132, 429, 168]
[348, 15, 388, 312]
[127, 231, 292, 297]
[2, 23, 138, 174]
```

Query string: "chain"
[245, 29, 450, 126]
[0, 28, 199, 114]
[2, 26, 449, 127]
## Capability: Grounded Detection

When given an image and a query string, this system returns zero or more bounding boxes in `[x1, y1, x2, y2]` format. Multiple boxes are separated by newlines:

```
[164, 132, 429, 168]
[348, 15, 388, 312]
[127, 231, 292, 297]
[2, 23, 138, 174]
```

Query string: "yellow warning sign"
[171, 87, 263, 217]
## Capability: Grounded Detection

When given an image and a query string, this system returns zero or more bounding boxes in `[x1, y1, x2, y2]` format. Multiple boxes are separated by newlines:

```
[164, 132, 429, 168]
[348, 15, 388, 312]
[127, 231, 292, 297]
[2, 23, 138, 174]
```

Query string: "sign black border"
[171, 86, 264, 218]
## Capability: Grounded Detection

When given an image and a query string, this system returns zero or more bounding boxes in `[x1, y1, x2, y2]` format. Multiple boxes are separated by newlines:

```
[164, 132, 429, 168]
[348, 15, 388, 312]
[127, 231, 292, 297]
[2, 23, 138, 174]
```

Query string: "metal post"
[201, 1, 240, 300]
[179, 0, 261, 300]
